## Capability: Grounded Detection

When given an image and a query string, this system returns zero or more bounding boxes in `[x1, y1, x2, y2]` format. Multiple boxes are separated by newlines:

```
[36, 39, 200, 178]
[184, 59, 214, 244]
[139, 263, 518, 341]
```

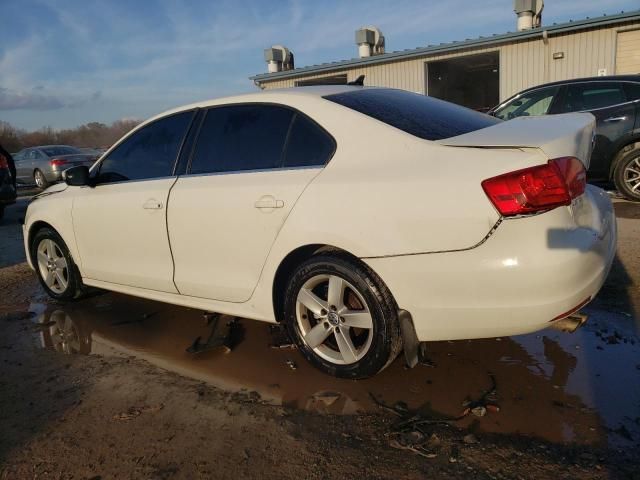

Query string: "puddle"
[30, 293, 640, 447]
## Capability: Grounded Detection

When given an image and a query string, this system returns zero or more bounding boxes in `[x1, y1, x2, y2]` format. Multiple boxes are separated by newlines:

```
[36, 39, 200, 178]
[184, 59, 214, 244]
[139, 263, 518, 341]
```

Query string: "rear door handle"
[143, 199, 163, 210]
[603, 116, 627, 123]
[254, 195, 284, 209]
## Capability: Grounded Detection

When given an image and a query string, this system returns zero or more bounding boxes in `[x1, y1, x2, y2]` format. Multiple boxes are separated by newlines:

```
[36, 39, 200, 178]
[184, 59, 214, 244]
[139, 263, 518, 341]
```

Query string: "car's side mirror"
[63, 165, 91, 187]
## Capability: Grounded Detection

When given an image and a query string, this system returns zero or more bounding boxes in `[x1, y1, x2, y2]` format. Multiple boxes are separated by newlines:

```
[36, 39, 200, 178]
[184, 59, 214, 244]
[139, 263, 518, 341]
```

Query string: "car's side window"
[189, 104, 294, 175]
[493, 86, 560, 120]
[283, 114, 335, 168]
[97, 111, 193, 184]
[623, 82, 640, 101]
[558, 83, 627, 112]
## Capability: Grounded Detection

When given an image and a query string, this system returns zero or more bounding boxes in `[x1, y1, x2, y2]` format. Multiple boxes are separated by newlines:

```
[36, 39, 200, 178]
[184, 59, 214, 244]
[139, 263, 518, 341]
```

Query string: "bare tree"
[0, 119, 141, 152]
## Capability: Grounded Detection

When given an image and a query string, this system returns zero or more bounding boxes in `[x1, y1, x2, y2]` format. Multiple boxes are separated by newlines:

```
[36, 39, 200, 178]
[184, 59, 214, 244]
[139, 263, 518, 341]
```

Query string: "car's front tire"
[31, 227, 84, 301]
[613, 144, 640, 202]
[283, 252, 402, 379]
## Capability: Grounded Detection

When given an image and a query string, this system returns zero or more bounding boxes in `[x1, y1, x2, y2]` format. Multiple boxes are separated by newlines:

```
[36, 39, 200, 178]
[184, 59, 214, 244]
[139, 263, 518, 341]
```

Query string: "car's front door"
[554, 81, 636, 178]
[168, 104, 335, 302]
[71, 110, 195, 292]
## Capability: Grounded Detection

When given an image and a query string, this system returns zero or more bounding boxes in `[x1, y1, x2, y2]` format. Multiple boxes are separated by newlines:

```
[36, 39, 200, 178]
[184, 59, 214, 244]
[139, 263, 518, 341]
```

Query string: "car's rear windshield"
[41, 146, 81, 156]
[324, 89, 500, 141]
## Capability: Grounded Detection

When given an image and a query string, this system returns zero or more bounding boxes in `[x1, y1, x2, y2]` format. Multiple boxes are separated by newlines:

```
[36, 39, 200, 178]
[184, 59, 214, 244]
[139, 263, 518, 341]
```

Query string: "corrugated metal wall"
[258, 20, 640, 101]
[616, 28, 640, 73]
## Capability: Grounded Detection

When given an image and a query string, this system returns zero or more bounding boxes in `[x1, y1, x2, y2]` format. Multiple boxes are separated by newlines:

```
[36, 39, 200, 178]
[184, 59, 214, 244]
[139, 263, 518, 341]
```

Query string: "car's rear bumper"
[363, 185, 617, 342]
[46, 169, 63, 182]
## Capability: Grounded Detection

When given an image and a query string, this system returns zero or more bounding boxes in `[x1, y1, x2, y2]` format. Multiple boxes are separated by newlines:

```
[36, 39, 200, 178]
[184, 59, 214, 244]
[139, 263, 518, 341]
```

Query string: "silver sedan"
[14, 145, 98, 189]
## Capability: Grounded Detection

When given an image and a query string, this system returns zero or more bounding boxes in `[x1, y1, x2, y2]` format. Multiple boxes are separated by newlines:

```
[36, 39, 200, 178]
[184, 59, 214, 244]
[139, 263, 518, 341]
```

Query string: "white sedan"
[23, 86, 616, 378]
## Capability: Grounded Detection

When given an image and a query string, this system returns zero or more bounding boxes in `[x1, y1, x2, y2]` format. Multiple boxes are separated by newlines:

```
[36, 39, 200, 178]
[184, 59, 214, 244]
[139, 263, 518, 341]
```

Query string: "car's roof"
[517, 74, 640, 94]
[154, 86, 380, 120]
[31, 145, 78, 150]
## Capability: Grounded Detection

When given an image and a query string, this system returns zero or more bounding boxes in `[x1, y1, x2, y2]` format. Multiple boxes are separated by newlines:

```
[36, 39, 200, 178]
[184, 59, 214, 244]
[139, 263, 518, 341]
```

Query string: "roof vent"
[355, 26, 385, 58]
[514, 0, 544, 31]
[264, 45, 294, 73]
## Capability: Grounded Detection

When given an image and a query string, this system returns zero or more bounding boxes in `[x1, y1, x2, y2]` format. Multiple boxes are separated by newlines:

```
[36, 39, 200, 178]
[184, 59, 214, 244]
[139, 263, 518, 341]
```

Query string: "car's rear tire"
[283, 252, 402, 379]
[613, 145, 640, 202]
[31, 227, 84, 301]
[34, 169, 49, 189]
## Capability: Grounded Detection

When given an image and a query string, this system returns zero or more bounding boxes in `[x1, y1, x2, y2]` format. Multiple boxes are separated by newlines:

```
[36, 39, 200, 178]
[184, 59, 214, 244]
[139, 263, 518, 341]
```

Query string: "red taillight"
[50, 158, 68, 167]
[482, 157, 586, 217]
[553, 156, 586, 198]
[0, 155, 8, 169]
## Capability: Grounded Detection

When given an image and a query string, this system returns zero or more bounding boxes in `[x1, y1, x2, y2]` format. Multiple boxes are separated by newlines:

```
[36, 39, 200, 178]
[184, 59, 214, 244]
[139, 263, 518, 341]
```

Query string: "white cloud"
[2, 0, 638, 129]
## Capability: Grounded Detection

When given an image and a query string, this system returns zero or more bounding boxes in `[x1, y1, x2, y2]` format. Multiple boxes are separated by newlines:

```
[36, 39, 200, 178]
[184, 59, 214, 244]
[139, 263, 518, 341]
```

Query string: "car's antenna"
[347, 75, 365, 86]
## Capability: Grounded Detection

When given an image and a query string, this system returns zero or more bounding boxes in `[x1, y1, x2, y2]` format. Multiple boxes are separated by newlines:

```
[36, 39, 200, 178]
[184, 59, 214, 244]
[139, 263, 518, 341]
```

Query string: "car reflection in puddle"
[32, 292, 640, 447]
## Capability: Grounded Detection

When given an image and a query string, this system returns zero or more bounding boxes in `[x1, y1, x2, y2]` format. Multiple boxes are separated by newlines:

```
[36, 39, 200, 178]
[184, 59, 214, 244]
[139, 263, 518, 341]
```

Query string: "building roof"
[250, 9, 640, 83]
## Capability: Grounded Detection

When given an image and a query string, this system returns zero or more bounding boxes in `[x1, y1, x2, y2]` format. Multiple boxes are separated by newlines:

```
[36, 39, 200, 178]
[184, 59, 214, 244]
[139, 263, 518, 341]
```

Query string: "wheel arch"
[609, 138, 640, 179]
[271, 243, 362, 323]
[27, 220, 57, 265]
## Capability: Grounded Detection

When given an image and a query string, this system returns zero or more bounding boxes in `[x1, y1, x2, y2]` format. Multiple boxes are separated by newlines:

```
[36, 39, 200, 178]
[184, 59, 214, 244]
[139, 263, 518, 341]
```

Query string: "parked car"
[13, 145, 98, 189]
[0, 153, 17, 220]
[23, 87, 616, 378]
[489, 75, 640, 201]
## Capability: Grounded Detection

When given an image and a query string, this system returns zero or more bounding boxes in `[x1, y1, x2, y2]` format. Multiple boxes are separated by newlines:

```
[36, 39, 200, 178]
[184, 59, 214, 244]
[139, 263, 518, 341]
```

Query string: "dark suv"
[0, 153, 17, 220]
[490, 75, 640, 201]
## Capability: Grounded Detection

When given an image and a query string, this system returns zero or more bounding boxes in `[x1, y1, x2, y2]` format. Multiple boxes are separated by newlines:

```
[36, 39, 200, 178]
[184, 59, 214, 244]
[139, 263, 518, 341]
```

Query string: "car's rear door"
[167, 103, 335, 302]
[13, 150, 31, 183]
[71, 110, 195, 292]
[554, 81, 635, 178]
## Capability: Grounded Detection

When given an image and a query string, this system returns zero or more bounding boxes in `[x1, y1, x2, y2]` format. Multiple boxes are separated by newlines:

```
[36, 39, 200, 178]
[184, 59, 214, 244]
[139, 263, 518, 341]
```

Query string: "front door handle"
[143, 199, 163, 210]
[254, 195, 284, 209]
[603, 116, 627, 123]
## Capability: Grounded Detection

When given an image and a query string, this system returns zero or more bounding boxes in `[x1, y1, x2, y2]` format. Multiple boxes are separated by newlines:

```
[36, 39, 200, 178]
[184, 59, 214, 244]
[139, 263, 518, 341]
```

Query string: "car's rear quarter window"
[283, 114, 335, 168]
[324, 89, 500, 140]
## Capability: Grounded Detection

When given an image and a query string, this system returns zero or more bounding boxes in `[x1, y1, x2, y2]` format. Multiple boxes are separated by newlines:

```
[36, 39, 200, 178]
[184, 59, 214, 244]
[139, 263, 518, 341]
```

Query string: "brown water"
[31, 292, 640, 447]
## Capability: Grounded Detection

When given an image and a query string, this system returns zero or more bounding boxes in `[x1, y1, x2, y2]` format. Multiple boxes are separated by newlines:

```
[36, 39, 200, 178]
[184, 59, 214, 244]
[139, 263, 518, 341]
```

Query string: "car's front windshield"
[493, 86, 560, 120]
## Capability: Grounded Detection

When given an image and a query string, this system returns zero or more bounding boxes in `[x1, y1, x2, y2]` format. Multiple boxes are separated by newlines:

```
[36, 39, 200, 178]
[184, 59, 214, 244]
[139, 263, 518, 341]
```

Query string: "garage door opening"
[426, 52, 499, 112]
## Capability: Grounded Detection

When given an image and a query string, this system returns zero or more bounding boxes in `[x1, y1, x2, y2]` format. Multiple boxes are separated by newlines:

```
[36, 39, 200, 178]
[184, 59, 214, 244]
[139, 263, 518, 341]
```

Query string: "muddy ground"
[1, 189, 639, 479]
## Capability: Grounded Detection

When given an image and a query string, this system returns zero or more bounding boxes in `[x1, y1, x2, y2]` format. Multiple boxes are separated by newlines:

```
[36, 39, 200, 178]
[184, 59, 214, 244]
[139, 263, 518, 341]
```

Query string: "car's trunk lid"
[438, 112, 596, 169]
[54, 154, 97, 167]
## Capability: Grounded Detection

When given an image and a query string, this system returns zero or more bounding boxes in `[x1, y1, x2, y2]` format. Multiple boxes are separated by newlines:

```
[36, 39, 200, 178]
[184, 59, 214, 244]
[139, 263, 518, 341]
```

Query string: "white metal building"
[251, 9, 640, 112]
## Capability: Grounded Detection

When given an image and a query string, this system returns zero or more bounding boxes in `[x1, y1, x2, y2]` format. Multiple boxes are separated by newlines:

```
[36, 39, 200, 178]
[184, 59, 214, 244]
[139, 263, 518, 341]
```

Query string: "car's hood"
[438, 112, 596, 168]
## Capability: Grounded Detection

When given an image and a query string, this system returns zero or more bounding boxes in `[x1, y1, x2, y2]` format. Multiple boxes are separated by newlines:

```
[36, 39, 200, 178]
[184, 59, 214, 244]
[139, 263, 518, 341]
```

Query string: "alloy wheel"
[295, 274, 374, 365]
[623, 157, 640, 195]
[48, 311, 81, 354]
[34, 170, 45, 188]
[36, 239, 69, 294]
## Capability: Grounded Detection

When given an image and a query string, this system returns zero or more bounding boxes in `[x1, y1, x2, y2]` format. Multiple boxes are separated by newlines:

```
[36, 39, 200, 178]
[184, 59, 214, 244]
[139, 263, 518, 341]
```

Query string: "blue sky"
[1, 0, 638, 130]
